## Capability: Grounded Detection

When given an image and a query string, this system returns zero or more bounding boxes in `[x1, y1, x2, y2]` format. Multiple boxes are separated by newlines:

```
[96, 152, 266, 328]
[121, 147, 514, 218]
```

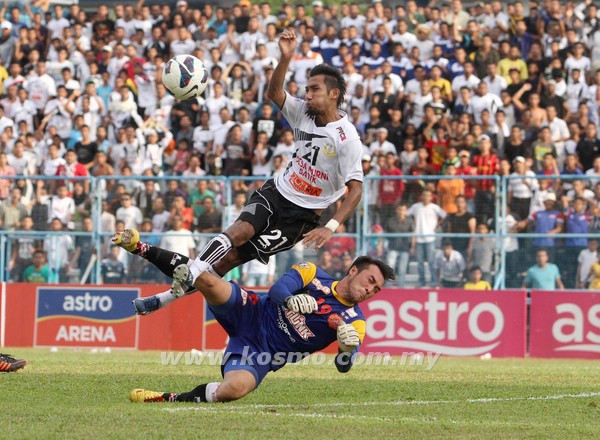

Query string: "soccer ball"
[162, 55, 209, 100]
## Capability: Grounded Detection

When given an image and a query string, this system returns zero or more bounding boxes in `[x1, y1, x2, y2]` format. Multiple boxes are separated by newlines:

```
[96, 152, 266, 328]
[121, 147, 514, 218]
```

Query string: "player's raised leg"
[113, 228, 192, 278]
[119, 219, 256, 315]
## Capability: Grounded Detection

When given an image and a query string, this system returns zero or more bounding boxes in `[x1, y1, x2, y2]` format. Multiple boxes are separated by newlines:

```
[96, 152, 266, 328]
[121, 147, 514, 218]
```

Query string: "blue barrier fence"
[1, 174, 598, 288]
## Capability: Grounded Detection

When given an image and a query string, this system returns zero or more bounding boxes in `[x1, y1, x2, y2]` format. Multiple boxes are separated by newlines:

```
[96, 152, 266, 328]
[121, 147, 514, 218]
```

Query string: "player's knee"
[217, 378, 255, 401]
[195, 272, 220, 291]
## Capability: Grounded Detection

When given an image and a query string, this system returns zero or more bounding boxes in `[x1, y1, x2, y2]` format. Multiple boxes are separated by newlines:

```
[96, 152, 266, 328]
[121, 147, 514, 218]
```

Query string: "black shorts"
[236, 179, 321, 264]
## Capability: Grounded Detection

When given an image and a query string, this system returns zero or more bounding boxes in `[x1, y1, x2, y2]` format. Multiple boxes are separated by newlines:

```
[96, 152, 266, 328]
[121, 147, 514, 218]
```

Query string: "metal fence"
[2, 174, 598, 289]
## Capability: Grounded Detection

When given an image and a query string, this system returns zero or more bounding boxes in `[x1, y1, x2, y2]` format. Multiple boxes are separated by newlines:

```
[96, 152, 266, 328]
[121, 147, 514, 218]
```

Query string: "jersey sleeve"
[339, 137, 364, 183]
[280, 91, 306, 128]
[267, 262, 316, 305]
[291, 262, 317, 287]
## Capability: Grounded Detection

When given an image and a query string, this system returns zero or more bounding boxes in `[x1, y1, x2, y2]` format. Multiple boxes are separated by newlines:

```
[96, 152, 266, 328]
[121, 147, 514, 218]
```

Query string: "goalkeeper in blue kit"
[130, 256, 394, 403]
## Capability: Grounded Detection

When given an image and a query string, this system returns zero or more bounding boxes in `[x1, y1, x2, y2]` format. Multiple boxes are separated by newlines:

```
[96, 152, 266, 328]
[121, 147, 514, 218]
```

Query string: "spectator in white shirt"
[44, 217, 74, 282]
[49, 185, 75, 226]
[106, 44, 130, 87]
[483, 62, 507, 97]
[115, 193, 143, 229]
[369, 127, 397, 157]
[392, 20, 417, 51]
[42, 144, 66, 176]
[408, 189, 447, 287]
[47, 5, 71, 39]
[25, 61, 57, 112]
[508, 156, 539, 220]
[585, 157, 600, 188]
[577, 240, 598, 289]
[151, 197, 170, 233]
[11, 90, 36, 133]
[451, 61, 481, 96]
[434, 241, 466, 288]
[159, 214, 196, 258]
[546, 104, 570, 169]
[470, 82, 501, 125]
[109, 85, 142, 129]
[340, 4, 367, 35]
[272, 129, 296, 165]
[170, 28, 197, 56]
[243, 258, 277, 287]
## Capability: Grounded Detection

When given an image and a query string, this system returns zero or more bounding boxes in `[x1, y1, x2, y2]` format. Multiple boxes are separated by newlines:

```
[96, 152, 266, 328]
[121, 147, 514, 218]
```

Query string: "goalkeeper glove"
[337, 322, 360, 352]
[284, 294, 318, 314]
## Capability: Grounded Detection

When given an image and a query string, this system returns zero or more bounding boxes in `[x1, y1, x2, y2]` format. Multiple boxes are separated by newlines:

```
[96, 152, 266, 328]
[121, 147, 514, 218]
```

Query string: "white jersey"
[275, 92, 363, 209]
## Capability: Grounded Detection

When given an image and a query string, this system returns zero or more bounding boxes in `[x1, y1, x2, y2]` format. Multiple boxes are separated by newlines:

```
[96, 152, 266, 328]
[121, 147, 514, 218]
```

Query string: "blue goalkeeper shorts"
[209, 282, 271, 387]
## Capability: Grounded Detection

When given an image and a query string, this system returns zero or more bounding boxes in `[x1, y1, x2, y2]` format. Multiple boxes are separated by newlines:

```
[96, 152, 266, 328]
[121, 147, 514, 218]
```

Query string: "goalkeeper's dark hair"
[309, 64, 346, 108]
[350, 256, 396, 282]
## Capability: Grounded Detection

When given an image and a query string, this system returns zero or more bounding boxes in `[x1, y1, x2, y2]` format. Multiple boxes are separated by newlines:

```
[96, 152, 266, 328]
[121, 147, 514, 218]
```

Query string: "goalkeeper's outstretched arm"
[334, 321, 363, 373]
[334, 347, 360, 373]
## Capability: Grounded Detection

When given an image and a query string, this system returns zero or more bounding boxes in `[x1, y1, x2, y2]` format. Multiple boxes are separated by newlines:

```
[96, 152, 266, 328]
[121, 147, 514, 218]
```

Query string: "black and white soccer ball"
[161, 54, 209, 100]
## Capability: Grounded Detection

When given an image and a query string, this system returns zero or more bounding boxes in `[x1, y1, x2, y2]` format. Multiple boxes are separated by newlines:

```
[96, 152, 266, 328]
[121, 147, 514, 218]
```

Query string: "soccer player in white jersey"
[114, 28, 364, 316]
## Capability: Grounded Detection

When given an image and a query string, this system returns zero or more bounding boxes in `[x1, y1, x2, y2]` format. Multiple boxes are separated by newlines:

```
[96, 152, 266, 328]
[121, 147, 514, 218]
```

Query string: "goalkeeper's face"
[345, 264, 385, 304]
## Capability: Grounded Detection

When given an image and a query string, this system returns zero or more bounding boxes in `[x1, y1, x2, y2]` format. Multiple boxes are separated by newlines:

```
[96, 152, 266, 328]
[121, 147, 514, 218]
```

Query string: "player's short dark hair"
[308, 64, 346, 108]
[351, 256, 396, 282]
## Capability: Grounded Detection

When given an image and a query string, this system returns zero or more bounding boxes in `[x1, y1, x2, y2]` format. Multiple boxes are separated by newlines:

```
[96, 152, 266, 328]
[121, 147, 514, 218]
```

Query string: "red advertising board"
[3, 284, 204, 351]
[361, 289, 527, 357]
[530, 290, 600, 359]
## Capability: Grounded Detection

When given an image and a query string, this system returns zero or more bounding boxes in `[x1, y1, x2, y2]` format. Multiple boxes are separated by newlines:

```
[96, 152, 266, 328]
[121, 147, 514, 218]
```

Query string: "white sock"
[205, 382, 221, 403]
[206, 264, 220, 277]
[189, 259, 213, 283]
[156, 289, 177, 307]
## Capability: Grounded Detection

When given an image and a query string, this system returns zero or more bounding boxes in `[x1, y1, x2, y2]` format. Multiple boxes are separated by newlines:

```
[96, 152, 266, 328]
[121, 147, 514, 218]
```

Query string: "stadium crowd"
[0, 0, 600, 289]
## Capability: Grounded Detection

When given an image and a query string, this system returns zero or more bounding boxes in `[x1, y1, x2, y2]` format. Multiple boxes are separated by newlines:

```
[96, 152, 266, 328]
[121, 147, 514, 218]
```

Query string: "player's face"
[346, 265, 385, 303]
[305, 75, 337, 117]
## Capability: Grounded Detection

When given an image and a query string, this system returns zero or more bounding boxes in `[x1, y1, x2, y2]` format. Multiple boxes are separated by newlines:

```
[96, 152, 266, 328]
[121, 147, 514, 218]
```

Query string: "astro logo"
[35, 287, 139, 348]
[63, 292, 113, 312]
[362, 291, 527, 357]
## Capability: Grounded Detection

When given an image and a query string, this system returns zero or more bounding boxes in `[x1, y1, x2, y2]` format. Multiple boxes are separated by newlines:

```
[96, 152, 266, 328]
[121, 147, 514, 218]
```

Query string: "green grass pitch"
[2, 349, 600, 438]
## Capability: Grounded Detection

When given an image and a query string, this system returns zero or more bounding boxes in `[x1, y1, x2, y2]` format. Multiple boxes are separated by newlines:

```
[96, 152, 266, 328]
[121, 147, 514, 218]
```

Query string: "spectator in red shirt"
[472, 135, 499, 223]
[407, 147, 435, 205]
[424, 123, 450, 173]
[379, 152, 404, 223]
[169, 194, 195, 232]
[456, 149, 477, 213]
[56, 149, 90, 195]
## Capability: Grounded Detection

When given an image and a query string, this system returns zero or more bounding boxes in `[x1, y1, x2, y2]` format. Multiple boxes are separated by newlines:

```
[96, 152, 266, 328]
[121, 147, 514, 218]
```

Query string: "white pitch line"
[163, 406, 402, 422]
[161, 391, 600, 413]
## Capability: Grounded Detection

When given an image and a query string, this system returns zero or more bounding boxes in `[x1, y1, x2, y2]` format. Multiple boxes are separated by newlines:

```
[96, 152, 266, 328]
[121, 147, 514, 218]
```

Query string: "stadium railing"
[1, 174, 597, 288]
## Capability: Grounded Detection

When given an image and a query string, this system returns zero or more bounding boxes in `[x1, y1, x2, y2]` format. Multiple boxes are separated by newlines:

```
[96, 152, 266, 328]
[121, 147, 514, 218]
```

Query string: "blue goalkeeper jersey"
[258, 262, 366, 369]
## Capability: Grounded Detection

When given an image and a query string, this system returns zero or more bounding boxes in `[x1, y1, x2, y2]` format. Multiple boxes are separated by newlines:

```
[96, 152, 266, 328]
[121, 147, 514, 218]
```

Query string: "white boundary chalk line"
[161, 391, 600, 413]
